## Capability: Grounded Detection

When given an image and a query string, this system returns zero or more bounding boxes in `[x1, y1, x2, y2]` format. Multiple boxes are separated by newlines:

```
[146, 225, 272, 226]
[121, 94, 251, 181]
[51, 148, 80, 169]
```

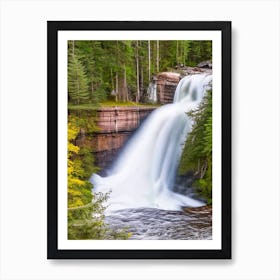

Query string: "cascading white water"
[91, 74, 212, 212]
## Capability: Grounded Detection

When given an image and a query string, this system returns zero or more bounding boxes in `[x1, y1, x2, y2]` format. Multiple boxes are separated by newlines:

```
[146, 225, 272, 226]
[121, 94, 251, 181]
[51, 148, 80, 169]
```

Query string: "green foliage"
[67, 116, 131, 239]
[68, 112, 99, 134]
[68, 40, 212, 105]
[69, 101, 160, 108]
[67, 119, 93, 207]
[68, 43, 91, 105]
[186, 41, 212, 66]
[68, 201, 106, 239]
[68, 194, 131, 240]
[179, 90, 212, 203]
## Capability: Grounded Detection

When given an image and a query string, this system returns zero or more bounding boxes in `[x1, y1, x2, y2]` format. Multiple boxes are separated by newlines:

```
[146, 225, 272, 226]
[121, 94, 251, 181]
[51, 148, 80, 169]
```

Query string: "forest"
[67, 40, 212, 240]
[68, 40, 212, 105]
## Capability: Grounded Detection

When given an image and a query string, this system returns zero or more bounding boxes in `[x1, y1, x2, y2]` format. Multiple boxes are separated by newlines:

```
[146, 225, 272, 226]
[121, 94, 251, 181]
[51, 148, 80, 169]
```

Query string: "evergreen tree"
[68, 47, 90, 105]
[159, 41, 177, 70]
[185, 41, 212, 66]
[75, 41, 108, 102]
[179, 90, 212, 203]
[67, 40, 212, 105]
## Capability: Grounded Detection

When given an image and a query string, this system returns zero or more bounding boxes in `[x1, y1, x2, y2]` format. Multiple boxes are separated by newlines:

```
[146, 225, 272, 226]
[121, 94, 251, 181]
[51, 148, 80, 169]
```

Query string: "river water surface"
[105, 206, 212, 240]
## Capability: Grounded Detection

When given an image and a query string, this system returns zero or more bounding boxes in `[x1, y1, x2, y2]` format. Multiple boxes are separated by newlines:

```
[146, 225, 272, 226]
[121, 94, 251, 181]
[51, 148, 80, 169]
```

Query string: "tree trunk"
[183, 42, 186, 65]
[124, 64, 128, 101]
[180, 41, 183, 64]
[148, 40, 151, 81]
[140, 67, 144, 102]
[136, 40, 140, 102]
[116, 41, 119, 101]
[111, 68, 114, 91]
[176, 40, 179, 64]
[115, 73, 118, 101]
[156, 40, 159, 72]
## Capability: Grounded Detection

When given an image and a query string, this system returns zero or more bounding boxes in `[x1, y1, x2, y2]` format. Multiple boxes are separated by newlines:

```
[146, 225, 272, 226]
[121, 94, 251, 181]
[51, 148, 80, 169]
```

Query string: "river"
[105, 206, 212, 240]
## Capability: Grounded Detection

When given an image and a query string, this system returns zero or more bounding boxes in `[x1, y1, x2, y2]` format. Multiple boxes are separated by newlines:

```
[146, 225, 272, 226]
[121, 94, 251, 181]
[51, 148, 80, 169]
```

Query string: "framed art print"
[47, 21, 231, 259]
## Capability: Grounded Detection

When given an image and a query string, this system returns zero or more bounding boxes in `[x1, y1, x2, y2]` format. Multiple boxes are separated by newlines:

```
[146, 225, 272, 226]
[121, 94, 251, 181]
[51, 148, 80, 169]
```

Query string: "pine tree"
[75, 41, 108, 103]
[185, 41, 212, 66]
[67, 40, 212, 105]
[68, 41, 90, 105]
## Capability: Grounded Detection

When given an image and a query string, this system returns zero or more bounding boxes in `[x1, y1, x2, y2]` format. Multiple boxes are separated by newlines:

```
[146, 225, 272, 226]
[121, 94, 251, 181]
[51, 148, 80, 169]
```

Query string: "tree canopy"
[68, 40, 212, 105]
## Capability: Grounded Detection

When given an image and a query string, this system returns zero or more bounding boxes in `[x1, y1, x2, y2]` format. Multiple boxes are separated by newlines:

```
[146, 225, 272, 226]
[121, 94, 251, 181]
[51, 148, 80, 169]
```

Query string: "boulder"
[197, 60, 212, 69]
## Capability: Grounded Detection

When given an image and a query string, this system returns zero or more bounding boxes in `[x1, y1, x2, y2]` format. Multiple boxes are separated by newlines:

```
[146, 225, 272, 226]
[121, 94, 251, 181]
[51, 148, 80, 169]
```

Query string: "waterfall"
[147, 81, 157, 102]
[91, 73, 212, 212]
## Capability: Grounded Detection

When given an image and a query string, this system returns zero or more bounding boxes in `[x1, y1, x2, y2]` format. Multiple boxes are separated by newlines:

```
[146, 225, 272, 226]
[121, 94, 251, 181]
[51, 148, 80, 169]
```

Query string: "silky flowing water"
[91, 73, 212, 240]
[106, 206, 212, 240]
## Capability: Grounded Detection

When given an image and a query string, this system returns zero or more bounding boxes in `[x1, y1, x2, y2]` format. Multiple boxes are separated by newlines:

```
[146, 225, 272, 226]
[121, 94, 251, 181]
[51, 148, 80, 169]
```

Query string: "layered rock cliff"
[76, 106, 157, 172]
[156, 67, 212, 104]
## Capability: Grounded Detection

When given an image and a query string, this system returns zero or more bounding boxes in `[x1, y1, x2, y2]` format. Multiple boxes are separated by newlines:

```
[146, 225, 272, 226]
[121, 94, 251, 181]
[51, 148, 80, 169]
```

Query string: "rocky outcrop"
[197, 60, 212, 69]
[180, 66, 212, 76]
[155, 67, 212, 104]
[156, 72, 181, 104]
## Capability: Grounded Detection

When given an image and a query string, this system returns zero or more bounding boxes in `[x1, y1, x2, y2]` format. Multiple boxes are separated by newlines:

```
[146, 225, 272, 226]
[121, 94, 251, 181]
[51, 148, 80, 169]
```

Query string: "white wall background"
[0, 0, 279, 279]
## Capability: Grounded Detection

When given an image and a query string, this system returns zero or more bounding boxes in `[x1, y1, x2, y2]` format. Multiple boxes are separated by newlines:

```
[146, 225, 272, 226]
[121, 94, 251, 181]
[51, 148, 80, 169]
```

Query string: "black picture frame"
[47, 21, 231, 259]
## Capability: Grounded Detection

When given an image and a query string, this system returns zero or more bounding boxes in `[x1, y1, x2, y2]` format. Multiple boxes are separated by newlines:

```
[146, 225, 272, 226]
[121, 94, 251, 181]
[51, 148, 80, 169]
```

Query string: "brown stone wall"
[76, 106, 157, 171]
[95, 107, 155, 133]
[156, 72, 181, 104]
[92, 132, 131, 171]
